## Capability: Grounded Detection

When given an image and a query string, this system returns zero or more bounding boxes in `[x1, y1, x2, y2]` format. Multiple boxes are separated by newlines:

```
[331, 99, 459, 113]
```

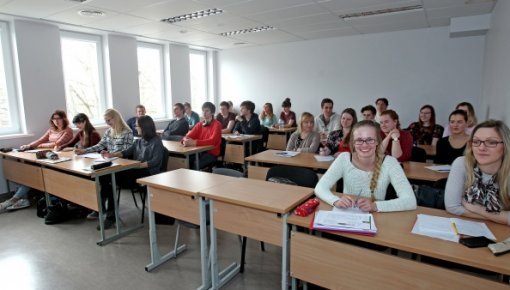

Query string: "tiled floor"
[0, 193, 283, 290]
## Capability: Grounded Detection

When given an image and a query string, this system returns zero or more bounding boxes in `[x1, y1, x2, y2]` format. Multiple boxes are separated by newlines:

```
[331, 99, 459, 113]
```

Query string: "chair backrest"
[160, 146, 169, 173]
[212, 167, 244, 178]
[266, 165, 318, 188]
[411, 146, 427, 163]
[164, 135, 184, 141]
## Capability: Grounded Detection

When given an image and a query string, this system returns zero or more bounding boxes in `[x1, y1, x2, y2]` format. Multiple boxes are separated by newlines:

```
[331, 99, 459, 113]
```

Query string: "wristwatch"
[392, 137, 399, 142]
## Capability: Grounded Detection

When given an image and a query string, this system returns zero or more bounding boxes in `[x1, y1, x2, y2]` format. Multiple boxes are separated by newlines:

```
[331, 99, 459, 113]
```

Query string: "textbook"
[411, 214, 496, 242]
[312, 210, 377, 236]
[425, 165, 451, 172]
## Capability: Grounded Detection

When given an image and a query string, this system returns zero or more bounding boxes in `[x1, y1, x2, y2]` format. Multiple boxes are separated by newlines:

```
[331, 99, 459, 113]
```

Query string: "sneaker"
[97, 218, 115, 231]
[6, 198, 31, 211]
[87, 211, 99, 220]
[0, 198, 16, 212]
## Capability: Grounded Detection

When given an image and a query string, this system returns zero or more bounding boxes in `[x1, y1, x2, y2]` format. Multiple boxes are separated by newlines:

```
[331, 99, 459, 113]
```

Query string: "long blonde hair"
[260, 102, 274, 120]
[349, 120, 384, 196]
[298, 112, 314, 133]
[464, 120, 510, 209]
[104, 108, 130, 137]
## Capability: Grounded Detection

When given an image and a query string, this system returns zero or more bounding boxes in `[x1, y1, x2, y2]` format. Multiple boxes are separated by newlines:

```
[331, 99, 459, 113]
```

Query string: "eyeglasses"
[354, 138, 377, 145]
[52, 117, 62, 121]
[470, 139, 503, 148]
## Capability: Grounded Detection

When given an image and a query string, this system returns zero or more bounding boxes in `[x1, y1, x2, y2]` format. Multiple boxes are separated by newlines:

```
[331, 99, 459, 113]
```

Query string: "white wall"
[481, 0, 510, 124]
[169, 44, 191, 105]
[219, 26, 485, 127]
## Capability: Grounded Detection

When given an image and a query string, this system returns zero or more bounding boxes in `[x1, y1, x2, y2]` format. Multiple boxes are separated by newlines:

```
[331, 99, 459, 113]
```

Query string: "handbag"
[416, 185, 445, 209]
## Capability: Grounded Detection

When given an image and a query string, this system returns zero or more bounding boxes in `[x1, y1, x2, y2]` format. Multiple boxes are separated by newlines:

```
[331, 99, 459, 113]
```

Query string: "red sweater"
[61, 130, 101, 148]
[185, 119, 222, 156]
[381, 129, 413, 162]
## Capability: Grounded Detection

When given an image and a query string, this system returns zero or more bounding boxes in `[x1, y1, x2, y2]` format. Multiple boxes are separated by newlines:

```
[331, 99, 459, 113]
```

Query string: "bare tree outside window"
[137, 43, 165, 118]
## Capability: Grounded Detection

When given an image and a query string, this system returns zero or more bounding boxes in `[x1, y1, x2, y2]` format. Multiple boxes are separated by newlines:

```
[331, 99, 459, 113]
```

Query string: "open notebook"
[312, 209, 377, 236]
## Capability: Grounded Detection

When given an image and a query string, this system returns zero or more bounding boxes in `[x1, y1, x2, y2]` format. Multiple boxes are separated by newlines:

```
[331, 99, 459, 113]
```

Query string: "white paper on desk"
[314, 155, 334, 162]
[332, 206, 364, 214]
[411, 214, 459, 242]
[313, 210, 376, 233]
[38, 157, 72, 164]
[275, 151, 300, 157]
[451, 218, 496, 240]
[81, 152, 118, 162]
[425, 165, 451, 172]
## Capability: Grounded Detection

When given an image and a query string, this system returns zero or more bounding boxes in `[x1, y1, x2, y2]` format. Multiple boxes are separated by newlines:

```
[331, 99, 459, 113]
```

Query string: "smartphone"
[459, 236, 495, 248]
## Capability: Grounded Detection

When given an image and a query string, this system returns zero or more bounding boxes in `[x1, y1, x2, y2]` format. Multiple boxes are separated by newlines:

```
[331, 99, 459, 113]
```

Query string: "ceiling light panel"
[161, 8, 223, 24]
[339, 5, 423, 20]
[220, 26, 276, 36]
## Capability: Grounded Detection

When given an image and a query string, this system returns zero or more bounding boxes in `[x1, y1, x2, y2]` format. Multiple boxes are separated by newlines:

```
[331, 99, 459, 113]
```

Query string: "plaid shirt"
[85, 128, 133, 153]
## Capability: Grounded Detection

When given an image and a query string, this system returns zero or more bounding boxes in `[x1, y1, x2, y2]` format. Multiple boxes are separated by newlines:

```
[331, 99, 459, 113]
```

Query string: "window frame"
[189, 49, 210, 107]
[136, 41, 167, 119]
[60, 30, 107, 125]
[0, 21, 21, 135]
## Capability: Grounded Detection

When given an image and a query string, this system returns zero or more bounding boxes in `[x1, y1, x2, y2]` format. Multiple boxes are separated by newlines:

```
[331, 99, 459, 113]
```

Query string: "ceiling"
[0, 0, 497, 50]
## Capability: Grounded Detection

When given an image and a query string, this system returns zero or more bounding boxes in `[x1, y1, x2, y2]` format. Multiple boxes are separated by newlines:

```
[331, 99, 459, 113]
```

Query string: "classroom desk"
[288, 204, 510, 289]
[221, 134, 262, 171]
[267, 127, 296, 150]
[137, 169, 235, 289]
[1, 150, 141, 245]
[162, 140, 213, 170]
[245, 149, 332, 180]
[402, 161, 449, 182]
[199, 178, 314, 290]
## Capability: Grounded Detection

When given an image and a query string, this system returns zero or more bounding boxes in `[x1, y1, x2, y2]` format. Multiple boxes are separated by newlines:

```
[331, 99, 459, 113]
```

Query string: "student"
[75, 108, 134, 220]
[314, 98, 340, 133]
[315, 120, 417, 212]
[126, 105, 146, 137]
[443, 101, 478, 137]
[279, 98, 296, 128]
[1, 110, 74, 212]
[184, 102, 200, 129]
[234, 101, 261, 135]
[360, 105, 377, 121]
[99, 116, 166, 229]
[182, 102, 222, 169]
[216, 101, 236, 133]
[379, 110, 413, 162]
[434, 110, 469, 165]
[58, 113, 101, 151]
[286, 112, 320, 153]
[445, 120, 510, 225]
[406, 105, 444, 146]
[259, 102, 278, 128]
[319, 108, 357, 156]
[375, 98, 389, 123]
[162, 103, 189, 140]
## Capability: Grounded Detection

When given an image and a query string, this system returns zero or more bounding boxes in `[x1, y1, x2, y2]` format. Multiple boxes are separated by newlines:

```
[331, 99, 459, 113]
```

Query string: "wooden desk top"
[245, 149, 332, 170]
[418, 144, 436, 156]
[402, 161, 449, 182]
[288, 203, 510, 275]
[137, 168, 234, 196]
[222, 134, 262, 142]
[268, 127, 296, 133]
[199, 178, 314, 214]
[162, 140, 214, 155]
[1, 150, 140, 177]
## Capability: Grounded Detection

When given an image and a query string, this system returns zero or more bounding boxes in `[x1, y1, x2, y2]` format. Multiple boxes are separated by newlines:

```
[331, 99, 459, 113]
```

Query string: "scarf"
[464, 166, 501, 213]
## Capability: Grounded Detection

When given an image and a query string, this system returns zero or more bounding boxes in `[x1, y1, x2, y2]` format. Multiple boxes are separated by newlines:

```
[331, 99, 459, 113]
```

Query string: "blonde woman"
[445, 120, 510, 225]
[315, 120, 416, 212]
[260, 102, 278, 127]
[286, 112, 320, 153]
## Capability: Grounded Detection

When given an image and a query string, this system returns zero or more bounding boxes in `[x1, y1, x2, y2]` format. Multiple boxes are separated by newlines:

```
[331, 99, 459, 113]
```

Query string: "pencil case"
[91, 161, 113, 171]
[294, 198, 320, 217]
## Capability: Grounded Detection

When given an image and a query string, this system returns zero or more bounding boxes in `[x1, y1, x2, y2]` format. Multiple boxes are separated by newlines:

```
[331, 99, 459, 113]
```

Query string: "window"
[137, 42, 166, 118]
[0, 22, 21, 135]
[61, 31, 106, 123]
[189, 50, 208, 108]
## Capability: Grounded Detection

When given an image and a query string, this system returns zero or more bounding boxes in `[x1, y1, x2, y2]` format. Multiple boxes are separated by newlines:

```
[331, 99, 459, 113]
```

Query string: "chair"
[266, 165, 319, 188]
[163, 135, 184, 141]
[411, 146, 427, 163]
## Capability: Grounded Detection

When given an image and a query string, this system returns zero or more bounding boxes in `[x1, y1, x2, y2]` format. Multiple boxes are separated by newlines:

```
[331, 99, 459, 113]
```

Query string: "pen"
[353, 191, 362, 208]
[451, 222, 459, 235]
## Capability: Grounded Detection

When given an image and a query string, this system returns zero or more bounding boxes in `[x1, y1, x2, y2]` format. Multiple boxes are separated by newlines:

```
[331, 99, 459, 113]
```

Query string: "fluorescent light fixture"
[161, 8, 223, 24]
[220, 26, 275, 37]
[78, 10, 105, 17]
[339, 5, 423, 20]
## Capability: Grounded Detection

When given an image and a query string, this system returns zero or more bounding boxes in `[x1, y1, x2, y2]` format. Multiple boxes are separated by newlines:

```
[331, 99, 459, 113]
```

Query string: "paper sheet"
[314, 155, 334, 162]
[425, 165, 451, 172]
[275, 151, 300, 157]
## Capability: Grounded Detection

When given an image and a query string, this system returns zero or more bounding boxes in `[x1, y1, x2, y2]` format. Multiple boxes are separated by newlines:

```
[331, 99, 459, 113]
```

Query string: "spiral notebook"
[312, 210, 377, 236]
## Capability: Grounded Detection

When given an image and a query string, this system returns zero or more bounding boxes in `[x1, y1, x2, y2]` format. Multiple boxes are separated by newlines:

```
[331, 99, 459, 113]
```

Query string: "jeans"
[13, 185, 31, 199]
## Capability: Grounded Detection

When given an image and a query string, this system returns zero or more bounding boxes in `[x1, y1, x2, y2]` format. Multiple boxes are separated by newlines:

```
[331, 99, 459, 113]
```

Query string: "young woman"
[1, 110, 73, 211]
[75, 108, 134, 222]
[216, 101, 236, 133]
[406, 105, 444, 145]
[100, 116, 166, 229]
[445, 120, 510, 225]
[315, 120, 417, 212]
[286, 112, 320, 153]
[443, 101, 478, 137]
[434, 110, 469, 165]
[279, 98, 296, 128]
[58, 113, 101, 151]
[379, 110, 413, 162]
[260, 102, 278, 127]
[319, 108, 357, 156]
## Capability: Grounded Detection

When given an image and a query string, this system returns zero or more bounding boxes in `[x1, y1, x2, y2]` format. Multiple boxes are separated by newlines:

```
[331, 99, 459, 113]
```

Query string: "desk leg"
[145, 188, 187, 272]
[197, 197, 211, 290]
[281, 213, 289, 290]
[195, 153, 200, 170]
[209, 199, 240, 289]
[96, 178, 106, 244]
[111, 172, 121, 234]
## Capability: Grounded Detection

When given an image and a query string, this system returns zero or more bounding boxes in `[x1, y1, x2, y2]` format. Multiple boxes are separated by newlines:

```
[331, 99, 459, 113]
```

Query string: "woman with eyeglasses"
[445, 120, 510, 225]
[434, 110, 469, 165]
[57, 113, 101, 151]
[2, 110, 73, 212]
[314, 120, 416, 212]
[406, 104, 444, 145]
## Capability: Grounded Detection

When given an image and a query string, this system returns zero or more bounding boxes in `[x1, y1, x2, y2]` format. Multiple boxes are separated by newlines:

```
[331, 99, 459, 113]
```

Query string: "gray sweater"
[286, 131, 320, 153]
[121, 136, 165, 175]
